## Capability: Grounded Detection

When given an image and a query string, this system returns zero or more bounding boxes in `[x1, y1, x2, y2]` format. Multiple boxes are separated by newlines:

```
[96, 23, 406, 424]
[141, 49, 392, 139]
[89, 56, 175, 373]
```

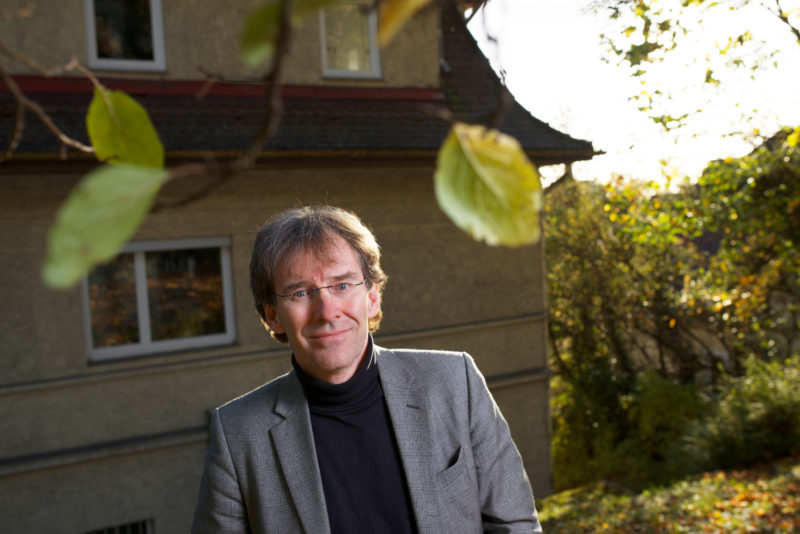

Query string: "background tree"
[595, 0, 800, 135]
[544, 127, 800, 491]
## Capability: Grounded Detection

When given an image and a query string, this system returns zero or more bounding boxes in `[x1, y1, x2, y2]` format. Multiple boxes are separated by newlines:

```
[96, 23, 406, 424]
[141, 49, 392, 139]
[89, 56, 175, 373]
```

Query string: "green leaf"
[434, 122, 543, 247]
[42, 164, 170, 289]
[240, 0, 338, 67]
[240, 1, 283, 67]
[86, 88, 164, 168]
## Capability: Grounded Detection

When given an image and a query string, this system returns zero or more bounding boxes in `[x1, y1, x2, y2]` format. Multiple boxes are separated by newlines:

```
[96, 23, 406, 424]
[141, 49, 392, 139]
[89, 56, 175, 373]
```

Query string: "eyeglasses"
[275, 280, 367, 304]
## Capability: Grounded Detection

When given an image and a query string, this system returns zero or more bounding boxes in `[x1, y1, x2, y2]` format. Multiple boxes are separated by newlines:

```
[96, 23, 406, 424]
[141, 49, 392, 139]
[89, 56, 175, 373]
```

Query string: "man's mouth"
[308, 328, 349, 341]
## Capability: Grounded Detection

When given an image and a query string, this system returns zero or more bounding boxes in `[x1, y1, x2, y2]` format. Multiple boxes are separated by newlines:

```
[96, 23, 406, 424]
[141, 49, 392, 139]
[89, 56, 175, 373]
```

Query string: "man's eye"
[335, 282, 351, 292]
[293, 289, 309, 299]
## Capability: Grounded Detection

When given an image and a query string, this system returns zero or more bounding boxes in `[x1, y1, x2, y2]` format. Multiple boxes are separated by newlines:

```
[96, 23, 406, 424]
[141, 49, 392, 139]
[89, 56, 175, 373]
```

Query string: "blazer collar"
[375, 345, 440, 532]
[271, 371, 331, 534]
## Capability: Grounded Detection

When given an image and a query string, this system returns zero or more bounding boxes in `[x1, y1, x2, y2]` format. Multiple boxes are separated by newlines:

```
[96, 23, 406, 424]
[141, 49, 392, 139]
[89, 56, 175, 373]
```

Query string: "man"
[192, 206, 542, 533]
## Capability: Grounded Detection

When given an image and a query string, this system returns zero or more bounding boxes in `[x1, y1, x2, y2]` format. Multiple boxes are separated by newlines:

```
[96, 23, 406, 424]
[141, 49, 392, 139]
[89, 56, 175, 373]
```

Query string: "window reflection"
[94, 0, 154, 60]
[88, 253, 139, 348]
[324, 2, 372, 72]
[146, 248, 226, 341]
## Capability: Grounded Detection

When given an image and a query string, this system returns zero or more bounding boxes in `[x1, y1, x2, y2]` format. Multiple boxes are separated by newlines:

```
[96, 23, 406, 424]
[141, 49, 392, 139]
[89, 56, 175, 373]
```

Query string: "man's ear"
[263, 304, 285, 334]
[367, 284, 381, 319]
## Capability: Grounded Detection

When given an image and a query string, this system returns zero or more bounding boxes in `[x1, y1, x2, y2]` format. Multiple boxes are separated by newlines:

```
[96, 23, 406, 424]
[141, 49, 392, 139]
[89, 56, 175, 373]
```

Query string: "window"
[320, 1, 381, 79]
[86, 519, 154, 534]
[84, 0, 166, 71]
[83, 238, 236, 361]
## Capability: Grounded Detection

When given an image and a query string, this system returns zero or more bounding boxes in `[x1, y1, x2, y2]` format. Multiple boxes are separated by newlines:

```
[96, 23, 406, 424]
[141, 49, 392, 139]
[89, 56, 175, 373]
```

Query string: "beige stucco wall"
[0, 1, 440, 87]
[0, 160, 551, 531]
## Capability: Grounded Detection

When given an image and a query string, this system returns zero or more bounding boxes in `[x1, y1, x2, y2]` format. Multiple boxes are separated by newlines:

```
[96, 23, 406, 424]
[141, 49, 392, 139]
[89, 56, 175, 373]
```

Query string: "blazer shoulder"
[376, 345, 476, 384]
[216, 370, 293, 417]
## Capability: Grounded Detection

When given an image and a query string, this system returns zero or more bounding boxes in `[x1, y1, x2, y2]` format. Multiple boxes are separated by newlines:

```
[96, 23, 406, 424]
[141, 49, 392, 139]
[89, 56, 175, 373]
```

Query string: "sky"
[467, 0, 800, 185]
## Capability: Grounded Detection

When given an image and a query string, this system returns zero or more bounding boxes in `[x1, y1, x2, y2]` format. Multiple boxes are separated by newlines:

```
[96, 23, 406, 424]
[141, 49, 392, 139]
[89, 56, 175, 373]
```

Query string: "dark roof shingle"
[0, 3, 594, 163]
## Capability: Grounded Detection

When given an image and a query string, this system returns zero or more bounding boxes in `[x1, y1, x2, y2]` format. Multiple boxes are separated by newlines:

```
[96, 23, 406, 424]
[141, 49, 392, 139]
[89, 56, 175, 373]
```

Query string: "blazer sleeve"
[191, 409, 251, 534]
[462, 353, 543, 533]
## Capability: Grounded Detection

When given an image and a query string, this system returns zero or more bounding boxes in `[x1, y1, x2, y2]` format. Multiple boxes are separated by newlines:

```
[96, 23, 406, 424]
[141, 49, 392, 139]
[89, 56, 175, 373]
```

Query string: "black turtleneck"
[293, 340, 418, 534]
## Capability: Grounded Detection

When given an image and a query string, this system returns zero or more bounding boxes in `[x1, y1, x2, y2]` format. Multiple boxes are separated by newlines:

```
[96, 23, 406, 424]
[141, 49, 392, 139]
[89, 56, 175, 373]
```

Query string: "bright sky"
[468, 0, 800, 185]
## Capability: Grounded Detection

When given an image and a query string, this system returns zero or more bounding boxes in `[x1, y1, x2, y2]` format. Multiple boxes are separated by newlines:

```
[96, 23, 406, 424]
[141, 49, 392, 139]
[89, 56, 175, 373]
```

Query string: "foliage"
[682, 126, 800, 360]
[42, 165, 170, 288]
[596, 0, 800, 130]
[239, 0, 340, 67]
[434, 123, 542, 247]
[551, 370, 703, 491]
[86, 88, 164, 168]
[540, 456, 800, 533]
[43, 82, 169, 288]
[546, 128, 800, 491]
[545, 176, 708, 490]
[684, 356, 800, 471]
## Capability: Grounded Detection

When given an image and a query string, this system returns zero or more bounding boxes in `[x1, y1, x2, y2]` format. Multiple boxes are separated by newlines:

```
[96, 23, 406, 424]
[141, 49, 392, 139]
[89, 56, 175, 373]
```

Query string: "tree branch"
[0, 63, 94, 156]
[775, 0, 800, 43]
[232, 0, 294, 171]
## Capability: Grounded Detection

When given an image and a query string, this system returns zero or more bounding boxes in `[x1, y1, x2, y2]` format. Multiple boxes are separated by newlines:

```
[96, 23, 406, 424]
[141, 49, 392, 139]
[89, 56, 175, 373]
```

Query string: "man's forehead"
[276, 237, 360, 282]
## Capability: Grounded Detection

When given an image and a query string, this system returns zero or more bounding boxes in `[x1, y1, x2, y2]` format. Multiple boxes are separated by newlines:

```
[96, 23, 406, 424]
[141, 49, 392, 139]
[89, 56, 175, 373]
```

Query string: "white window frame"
[83, 0, 167, 72]
[319, 2, 382, 79]
[82, 237, 236, 362]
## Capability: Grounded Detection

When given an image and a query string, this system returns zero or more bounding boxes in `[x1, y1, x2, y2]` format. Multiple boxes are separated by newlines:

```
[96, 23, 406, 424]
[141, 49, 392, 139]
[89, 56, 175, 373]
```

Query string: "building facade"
[0, 1, 594, 532]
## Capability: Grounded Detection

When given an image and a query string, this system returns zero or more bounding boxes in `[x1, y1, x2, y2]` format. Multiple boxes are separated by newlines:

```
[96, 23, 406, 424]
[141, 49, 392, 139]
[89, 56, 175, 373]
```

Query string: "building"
[0, 1, 594, 531]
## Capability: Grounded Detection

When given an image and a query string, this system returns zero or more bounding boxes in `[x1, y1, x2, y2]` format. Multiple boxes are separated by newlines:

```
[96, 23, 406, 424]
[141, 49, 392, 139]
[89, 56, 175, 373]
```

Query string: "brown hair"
[249, 206, 388, 342]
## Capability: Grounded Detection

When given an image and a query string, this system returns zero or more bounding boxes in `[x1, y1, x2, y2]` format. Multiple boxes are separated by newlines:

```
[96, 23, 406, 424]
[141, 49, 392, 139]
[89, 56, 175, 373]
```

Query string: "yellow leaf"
[378, 0, 433, 46]
[787, 127, 800, 147]
[434, 122, 542, 247]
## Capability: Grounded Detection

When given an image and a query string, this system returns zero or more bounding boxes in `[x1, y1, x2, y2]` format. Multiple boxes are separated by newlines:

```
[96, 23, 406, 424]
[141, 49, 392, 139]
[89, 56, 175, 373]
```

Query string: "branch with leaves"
[1, 0, 545, 290]
[596, 0, 800, 131]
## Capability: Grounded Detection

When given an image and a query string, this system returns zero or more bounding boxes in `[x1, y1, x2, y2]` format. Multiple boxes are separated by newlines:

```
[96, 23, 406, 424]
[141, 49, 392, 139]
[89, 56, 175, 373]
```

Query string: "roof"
[0, 4, 594, 164]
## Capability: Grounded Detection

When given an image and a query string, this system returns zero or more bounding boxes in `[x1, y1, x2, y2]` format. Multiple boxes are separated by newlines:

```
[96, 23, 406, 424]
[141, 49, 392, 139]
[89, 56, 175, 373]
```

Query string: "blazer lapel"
[376, 346, 440, 533]
[271, 372, 331, 534]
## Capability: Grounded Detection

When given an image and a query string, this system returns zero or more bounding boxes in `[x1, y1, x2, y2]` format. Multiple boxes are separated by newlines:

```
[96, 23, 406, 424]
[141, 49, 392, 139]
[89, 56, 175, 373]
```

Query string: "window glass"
[93, 0, 154, 61]
[324, 3, 372, 72]
[146, 248, 226, 341]
[321, 0, 380, 78]
[83, 238, 235, 360]
[88, 253, 139, 348]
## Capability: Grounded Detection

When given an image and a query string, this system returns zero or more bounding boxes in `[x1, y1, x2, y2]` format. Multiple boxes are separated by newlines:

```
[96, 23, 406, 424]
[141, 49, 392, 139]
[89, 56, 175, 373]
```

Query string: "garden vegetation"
[544, 126, 800, 494]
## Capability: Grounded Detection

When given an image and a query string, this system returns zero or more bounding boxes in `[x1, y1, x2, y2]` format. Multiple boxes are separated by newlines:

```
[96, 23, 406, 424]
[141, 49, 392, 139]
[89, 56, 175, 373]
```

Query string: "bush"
[683, 356, 800, 471]
[551, 371, 704, 491]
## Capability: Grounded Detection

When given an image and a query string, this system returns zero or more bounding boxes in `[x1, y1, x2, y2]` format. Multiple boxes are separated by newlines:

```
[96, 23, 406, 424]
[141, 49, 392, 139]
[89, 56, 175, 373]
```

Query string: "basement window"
[83, 237, 236, 361]
[86, 518, 154, 534]
[84, 0, 166, 71]
[320, 0, 381, 79]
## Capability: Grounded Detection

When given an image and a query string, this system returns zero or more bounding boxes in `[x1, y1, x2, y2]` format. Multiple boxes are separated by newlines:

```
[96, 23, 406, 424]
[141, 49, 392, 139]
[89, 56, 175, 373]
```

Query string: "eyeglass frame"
[273, 279, 368, 302]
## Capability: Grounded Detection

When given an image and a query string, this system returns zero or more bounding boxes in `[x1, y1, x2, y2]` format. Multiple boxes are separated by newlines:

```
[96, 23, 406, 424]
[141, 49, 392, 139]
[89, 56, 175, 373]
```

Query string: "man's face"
[263, 236, 380, 384]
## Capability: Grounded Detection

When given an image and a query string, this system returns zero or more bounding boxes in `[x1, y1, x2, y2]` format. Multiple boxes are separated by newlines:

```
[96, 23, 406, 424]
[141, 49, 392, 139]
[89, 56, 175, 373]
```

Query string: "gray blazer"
[192, 345, 542, 533]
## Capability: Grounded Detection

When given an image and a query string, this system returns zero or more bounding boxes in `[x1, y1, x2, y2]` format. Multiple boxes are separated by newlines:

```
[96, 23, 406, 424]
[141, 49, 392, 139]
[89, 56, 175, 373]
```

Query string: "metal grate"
[86, 519, 154, 534]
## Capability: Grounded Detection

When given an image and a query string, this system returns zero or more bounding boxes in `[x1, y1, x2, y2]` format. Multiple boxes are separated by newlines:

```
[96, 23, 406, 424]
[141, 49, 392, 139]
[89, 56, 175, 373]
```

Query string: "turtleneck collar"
[292, 336, 380, 410]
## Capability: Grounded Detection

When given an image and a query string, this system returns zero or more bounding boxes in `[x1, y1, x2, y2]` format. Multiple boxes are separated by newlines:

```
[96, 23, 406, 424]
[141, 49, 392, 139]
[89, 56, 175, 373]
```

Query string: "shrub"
[683, 356, 800, 471]
[551, 371, 704, 491]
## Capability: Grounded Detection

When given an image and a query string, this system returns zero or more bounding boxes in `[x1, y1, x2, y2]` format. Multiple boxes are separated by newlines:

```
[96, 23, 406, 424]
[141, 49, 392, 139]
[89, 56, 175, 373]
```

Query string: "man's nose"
[310, 287, 340, 320]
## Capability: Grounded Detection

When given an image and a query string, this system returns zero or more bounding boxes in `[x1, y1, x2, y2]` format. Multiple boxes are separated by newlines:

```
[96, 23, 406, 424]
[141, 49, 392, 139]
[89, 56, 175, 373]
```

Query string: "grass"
[539, 456, 800, 533]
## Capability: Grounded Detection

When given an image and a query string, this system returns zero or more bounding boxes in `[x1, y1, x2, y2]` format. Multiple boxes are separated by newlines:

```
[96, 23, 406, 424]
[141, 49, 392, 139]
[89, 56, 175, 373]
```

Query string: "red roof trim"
[2, 75, 444, 101]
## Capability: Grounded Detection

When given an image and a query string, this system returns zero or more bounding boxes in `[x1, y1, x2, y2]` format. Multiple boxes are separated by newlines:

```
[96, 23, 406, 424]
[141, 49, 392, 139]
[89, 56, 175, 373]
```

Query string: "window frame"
[318, 1, 382, 80]
[82, 237, 236, 362]
[83, 0, 167, 72]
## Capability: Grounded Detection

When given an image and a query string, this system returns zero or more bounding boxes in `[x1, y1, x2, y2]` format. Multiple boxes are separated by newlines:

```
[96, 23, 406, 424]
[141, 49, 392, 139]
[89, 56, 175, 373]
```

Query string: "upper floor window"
[84, 0, 166, 71]
[320, 0, 381, 79]
[83, 238, 236, 361]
